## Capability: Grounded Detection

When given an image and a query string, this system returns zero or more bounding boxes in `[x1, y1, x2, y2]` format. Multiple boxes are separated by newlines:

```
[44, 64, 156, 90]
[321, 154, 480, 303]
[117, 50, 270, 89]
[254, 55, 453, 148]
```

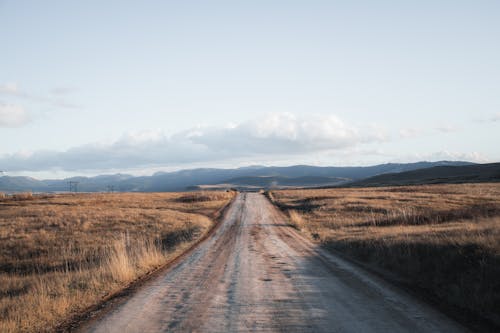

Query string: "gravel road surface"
[80, 193, 466, 333]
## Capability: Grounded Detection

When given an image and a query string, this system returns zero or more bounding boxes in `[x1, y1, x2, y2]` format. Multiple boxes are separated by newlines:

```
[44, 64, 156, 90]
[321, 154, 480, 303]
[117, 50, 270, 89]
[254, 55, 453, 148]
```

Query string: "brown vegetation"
[269, 183, 500, 328]
[0, 191, 234, 332]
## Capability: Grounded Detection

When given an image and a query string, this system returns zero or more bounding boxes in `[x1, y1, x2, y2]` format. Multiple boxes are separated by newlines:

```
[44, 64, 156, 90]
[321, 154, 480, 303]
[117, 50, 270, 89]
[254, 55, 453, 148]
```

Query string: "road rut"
[79, 193, 466, 332]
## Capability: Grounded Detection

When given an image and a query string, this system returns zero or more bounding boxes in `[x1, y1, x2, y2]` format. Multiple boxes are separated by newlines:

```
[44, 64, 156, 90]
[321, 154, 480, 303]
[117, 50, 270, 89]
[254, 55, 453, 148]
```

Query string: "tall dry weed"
[288, 210, 305, 230]
[134, 239, 165, 271]
[106, 238, 135, 282]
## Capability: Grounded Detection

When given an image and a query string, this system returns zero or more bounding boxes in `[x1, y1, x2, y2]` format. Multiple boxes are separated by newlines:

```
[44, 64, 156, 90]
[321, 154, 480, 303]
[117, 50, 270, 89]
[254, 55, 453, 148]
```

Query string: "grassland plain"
[0, 191, 234, 333]
[268, 183, 500, 329]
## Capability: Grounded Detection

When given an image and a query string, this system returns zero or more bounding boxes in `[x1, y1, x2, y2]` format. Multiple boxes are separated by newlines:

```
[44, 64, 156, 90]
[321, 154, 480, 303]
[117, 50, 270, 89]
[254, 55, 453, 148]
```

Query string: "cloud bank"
[0, 113, 386, 172]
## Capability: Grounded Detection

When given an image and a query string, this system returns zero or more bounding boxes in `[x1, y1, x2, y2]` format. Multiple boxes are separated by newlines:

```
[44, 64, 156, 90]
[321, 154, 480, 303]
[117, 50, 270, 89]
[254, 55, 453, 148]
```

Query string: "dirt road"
[80, 193, 466, 332]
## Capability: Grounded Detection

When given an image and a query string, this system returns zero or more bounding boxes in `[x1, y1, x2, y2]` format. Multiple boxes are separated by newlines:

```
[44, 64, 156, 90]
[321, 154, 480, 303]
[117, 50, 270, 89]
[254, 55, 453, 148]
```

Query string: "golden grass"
[0, 191, 234, 333]
[287, 210, 305, 231]
[270, 183, 500, 327]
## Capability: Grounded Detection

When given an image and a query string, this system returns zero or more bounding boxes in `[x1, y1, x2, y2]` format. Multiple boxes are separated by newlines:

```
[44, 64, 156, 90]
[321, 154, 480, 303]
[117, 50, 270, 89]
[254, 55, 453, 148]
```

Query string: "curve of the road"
[79, 193, 467, 333]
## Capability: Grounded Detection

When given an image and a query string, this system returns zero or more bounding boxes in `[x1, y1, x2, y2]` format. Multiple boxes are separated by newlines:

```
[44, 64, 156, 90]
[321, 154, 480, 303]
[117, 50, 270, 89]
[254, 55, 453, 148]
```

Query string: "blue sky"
[1, 0, 499, 178]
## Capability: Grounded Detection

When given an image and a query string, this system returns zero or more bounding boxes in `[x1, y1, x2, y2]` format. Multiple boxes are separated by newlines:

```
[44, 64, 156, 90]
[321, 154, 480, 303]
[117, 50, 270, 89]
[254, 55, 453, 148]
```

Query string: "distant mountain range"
[347, 162, 500, 187]
[0, 161, 481, 192]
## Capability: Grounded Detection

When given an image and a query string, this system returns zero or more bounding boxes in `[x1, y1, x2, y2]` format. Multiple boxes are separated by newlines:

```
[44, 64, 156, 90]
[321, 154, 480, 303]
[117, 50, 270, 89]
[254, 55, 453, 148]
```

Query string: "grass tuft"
[288, 210, 305, 231]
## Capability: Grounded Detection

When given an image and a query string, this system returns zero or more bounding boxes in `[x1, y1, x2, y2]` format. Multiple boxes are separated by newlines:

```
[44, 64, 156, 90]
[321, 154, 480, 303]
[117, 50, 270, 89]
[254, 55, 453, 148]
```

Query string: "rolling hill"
[348, 162, 500, 187]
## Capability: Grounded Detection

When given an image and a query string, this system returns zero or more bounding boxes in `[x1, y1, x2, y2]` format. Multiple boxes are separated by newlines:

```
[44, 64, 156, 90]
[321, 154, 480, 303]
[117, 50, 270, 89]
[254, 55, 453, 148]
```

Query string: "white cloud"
[0, 103, 30, 127]
[189, 113, 386, 154]
[398, 151, 490, 164]
[0, 113, 386, 172]
[431, 151, 490, 163]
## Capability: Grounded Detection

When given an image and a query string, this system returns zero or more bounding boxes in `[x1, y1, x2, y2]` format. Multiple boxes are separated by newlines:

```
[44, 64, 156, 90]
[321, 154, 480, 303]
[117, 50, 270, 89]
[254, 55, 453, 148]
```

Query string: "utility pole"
[68, 181, 79, 193]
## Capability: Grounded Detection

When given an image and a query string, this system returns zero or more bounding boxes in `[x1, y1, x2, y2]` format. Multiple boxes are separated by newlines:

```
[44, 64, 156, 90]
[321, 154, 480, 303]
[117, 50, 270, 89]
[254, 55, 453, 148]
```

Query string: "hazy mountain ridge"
[219, 175, 348, 188]
[0, 161, 475, 192]
[348, 162, 500, 187]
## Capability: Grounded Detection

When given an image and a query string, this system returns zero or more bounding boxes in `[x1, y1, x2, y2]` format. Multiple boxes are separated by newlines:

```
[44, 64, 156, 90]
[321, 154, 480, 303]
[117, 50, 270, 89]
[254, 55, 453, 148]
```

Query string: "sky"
[1, 0, 499, 179]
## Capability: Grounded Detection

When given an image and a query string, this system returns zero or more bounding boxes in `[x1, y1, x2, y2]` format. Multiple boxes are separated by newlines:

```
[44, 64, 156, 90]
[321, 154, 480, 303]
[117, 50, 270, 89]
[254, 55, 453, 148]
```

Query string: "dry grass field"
[0, 191, 234, 332]
[269, 183, 500, 327]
